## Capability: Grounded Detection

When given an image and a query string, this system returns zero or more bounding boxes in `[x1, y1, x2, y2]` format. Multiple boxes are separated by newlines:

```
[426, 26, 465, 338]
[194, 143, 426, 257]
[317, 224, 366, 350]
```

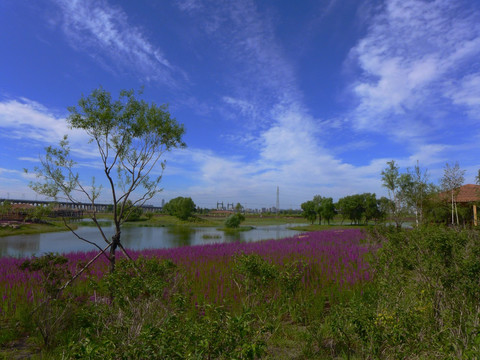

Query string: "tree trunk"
[109, 231, 121, 273]
[451, 191, 454, 225]
[454, 201, 459, 225]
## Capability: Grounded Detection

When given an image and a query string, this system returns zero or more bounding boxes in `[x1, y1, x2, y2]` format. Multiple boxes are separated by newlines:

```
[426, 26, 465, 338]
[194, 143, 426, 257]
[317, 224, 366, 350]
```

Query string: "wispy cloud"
[170, 0, 463, 207]
[0, 98, 69, 143]
[348, 0, 480, 138]
[52, 0, 182, 86]
[178, 1, 300, 119]
[446, 73, 480, 119]
[0, 98, 94, 157]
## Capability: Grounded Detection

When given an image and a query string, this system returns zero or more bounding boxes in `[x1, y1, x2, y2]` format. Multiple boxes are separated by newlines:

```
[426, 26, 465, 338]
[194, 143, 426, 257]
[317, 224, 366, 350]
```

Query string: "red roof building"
[439, 184, 480, 225]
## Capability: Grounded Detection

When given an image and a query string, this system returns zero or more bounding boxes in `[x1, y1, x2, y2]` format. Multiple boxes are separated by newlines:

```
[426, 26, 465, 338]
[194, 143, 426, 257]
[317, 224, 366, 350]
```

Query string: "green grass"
[0, 221, 78, 237]
[220, 225, 255, 233]
[123, 213, 308, 228]
[288, 223, 368, 231]
[242, 215, 307, 226]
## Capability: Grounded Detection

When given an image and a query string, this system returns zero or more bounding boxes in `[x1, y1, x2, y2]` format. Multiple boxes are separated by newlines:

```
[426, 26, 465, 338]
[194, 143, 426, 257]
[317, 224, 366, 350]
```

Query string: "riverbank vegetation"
[2, 226, 480, 358]
[0, 221, 79, 238]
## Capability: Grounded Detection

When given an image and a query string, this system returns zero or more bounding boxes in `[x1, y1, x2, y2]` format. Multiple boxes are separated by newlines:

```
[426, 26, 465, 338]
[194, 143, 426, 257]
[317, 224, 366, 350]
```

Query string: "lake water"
[0, 223, 305, 258]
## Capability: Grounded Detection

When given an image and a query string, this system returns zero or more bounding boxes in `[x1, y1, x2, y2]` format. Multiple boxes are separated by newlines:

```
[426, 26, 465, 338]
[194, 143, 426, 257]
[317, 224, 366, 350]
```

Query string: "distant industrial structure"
[276, 186, 280, 215]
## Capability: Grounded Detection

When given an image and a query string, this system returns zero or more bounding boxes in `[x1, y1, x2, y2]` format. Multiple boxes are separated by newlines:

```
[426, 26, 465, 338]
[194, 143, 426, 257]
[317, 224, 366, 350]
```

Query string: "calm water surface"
[0, 223, 304, 258]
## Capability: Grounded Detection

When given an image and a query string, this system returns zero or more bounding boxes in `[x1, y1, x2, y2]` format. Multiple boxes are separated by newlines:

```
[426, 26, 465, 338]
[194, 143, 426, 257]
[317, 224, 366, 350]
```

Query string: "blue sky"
[1, 0, 480, 209]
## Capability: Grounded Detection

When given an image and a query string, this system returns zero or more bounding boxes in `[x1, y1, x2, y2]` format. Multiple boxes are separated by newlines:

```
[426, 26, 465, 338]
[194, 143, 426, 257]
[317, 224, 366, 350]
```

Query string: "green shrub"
[225, 213, 245, 228]
[311, 226, 480, 359]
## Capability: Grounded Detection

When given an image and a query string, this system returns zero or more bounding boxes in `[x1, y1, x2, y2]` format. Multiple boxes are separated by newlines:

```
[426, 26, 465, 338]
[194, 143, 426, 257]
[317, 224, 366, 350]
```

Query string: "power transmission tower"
[276, 186, 279, 216]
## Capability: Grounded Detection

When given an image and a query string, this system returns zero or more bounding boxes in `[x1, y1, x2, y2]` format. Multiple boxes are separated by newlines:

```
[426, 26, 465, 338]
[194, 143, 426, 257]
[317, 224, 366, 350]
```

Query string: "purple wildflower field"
[1, 229, 374, 316]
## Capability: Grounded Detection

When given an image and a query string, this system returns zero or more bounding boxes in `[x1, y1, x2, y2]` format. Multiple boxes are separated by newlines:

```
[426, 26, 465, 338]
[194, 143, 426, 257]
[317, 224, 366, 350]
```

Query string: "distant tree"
[312, 195, 324, 224]
[376, 196, 392, 223]
[301, 200, 317, 224]
[25, 203, 54, 223]
[381, 161, 411, 228]
[337, 194, 365, 225]
[441, 162, 465, 225]
[116, 200, 143, 222]
[405, 161, 432, 226]
[363, 193, 378, 224]
[476, 169, 480, 185]
[320, 197, 336, 225]
[225, 213, 245, 228]
[28, 87, 185, 273]
[235, 203, 244, 213]
[0, 200, 12, 219]
[164, 197, 196, 220]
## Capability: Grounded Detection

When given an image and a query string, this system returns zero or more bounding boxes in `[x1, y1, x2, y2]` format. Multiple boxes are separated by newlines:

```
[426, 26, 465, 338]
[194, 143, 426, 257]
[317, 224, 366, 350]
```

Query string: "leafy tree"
[337, 194, 365, 225]
[440, 162, 465, 225]
[320, 197, 336, 225]
[164, 197, 196, 220]
[363, 193, 378, 224]
[25, 203, 54, 223]
[376, 196, 392, 223]
[117, 200, 143, 222]
[381, 161, 411, 228]
[301, 200, 317, 224]
[28, 87, 185, 273]
[0, 200, 12, 219]
[225, 213, 245, 228]
[312, 195, 324, 224]
[235, 202, 244, 213]
[406, 161, 432, 226]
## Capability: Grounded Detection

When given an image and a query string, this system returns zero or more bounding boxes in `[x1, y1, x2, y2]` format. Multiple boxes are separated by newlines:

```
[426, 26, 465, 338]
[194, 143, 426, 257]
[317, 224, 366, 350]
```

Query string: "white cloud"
[52, 0, 181, 86]
[178, 1, 300, 120]
[0, 98, 69, 142]
[0, 98, 94, 158]
[172, 0, 461, 207]
[349, 0, 480, 137]
[447, 73, 480, 118]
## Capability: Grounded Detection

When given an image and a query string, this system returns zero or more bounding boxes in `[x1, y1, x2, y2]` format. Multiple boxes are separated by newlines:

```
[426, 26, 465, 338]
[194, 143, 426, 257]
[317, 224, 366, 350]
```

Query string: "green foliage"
[25, 204, 54, 223]
[381, 160, 436, 227]
[164, 196, 196, 220]
[20, 253, 71, 298]
[224, 213, 246, 228]
[116, 200, 143, 222]
[235, 202, 244, 213]
[233, 253, 278, 294]
[19, 254, 75, 348]
[63, 257, 270, 359]
[319, 197, 336, 224]
[232, 253, 307, 319]
[336, 194, 366, 225]
[310, 226, 480, 358]
[301, 200, 317, 224]
[381, 160, 410, 228]
[98, 257, 179, 308]
[27, 87, 186, 272]
[0, 200, 11, 217]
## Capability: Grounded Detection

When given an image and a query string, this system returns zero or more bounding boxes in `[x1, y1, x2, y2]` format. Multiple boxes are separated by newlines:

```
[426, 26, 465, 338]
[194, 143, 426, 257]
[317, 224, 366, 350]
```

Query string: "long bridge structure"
[0, 198, 162, 212]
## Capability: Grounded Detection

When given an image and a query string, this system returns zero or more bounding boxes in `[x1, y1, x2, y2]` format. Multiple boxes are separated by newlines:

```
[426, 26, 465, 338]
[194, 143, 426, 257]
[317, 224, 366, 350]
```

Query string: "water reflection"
[0, 224, 304, 258]
[0, 235, 40, 257]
